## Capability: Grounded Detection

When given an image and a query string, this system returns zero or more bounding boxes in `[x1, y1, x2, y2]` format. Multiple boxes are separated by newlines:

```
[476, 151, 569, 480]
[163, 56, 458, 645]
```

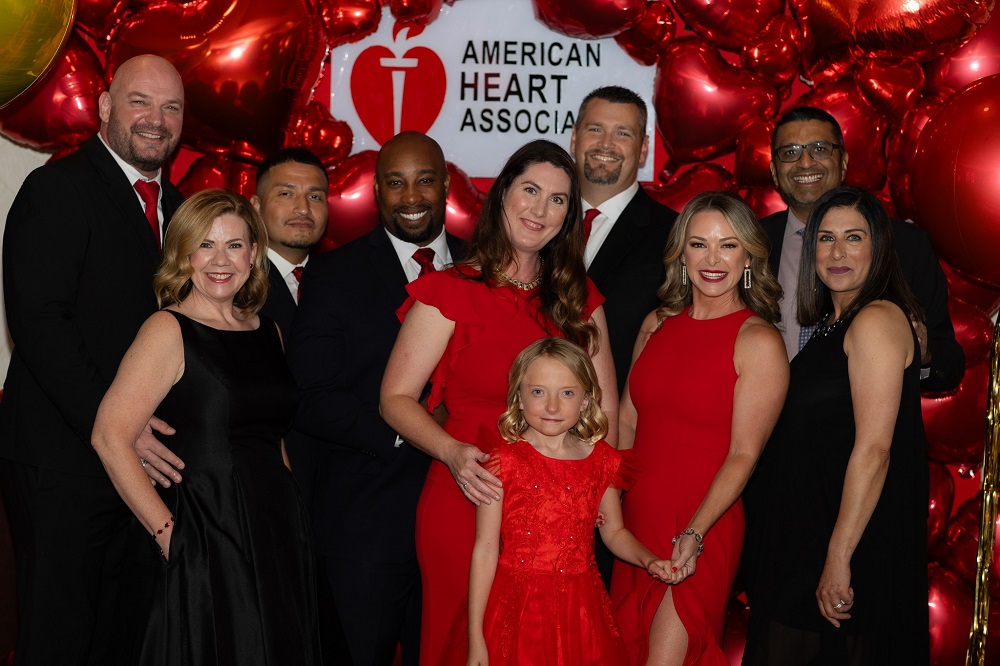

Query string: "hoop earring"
[743, 266, 752, 289]
[681, 264, 688, 286]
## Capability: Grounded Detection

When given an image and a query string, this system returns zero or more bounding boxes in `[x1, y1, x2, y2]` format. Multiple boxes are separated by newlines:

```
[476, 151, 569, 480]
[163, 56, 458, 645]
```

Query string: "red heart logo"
[350, 41, 446, 146]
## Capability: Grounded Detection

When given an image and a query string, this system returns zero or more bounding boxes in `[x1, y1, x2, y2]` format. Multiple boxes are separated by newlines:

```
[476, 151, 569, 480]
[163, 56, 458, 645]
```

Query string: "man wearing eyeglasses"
[761, 105, 963, 391]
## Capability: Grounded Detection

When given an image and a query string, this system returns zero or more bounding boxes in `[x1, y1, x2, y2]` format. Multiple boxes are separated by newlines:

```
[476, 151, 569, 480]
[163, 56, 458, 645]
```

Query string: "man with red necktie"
[1, 55, 185, 665]
[288, 131, 466, 666]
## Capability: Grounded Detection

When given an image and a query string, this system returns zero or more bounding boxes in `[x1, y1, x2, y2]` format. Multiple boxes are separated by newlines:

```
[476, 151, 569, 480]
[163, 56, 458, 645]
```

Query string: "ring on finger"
[140, 459, 148, 467]
[462, 481, 469, 490]
[834, 599, 846, 610]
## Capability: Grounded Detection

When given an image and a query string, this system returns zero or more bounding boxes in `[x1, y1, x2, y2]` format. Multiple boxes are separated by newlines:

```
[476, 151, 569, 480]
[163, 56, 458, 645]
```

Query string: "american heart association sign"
[349, 23, 447, 145]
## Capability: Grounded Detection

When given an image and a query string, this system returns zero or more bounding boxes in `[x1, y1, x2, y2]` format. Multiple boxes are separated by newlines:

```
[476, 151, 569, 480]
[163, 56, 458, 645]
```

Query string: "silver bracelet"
[672, 528, 704, 555]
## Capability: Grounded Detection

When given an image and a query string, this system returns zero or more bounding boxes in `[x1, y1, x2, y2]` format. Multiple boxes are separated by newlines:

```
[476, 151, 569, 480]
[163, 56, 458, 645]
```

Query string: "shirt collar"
[98, 132, 162, 187]
[267, 247, 307, 279]
[582, 181, 640, 222]
[385, 226, 451, 268]
[783, 208, 806, 239]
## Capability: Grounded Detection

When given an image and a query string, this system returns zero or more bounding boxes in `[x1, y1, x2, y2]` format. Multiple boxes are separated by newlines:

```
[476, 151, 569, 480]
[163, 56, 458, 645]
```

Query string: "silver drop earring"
[681, 264, 688, 286]
[743, 266, 752, 289]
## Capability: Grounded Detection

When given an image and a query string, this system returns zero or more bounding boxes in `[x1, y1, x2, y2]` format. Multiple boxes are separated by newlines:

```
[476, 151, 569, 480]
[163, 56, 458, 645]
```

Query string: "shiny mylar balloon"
[948, 297, 995, 368]
[444, 161, 485, 242]
[788, 0, 855, 84]
[106, 0, 327, 156]
[671, 0, 782, 53]
[73, 0, 128, 41]
[740, 13, 801, 91]
[910, 75, 1000, 286]
[927, 462, 955, 547]
[925, 11, 1000, 97]
[532, 0, 645, 39]
[932, 494, 1000, 597]
[793, 79, 889, 192]
[647, 163, 735, 211]
[614, 1, 677, 66]
[941, 261, 1000, 317]
[654, 37, 779, 171]
[856, 57, 924, 122]
[853, 0, 992, 62]
[284, 102, 353, 167]
[0, 32, 104, 150]
[886, 96, 946, 220]
[324, 151, 380, 250]
[317, 0, 381, 48]
[741, 186, 786, 220]
[923, 360, 988, 463]
[176, 152, 258, 198]
[388, 0, 444, 27]
[927, 563, 974, 664]
[734, 119, 775, 189]
[0, 0, 76, 108]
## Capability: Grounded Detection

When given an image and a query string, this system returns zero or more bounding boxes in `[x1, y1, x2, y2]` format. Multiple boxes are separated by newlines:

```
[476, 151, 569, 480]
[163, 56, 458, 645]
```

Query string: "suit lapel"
[85, 137, 162, 269]
[267, 259, 297, 311]
[588, 187, 651, 284]
[367, 228, 410, 303]
[761, 210, 787, 276]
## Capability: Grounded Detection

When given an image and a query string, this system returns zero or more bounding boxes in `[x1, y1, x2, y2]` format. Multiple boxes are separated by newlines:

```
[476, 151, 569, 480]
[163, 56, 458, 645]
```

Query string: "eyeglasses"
[773, 141, 844, 163]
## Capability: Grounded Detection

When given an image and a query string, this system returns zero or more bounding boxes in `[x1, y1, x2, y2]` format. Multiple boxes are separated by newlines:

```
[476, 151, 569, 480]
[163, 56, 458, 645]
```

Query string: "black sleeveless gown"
[139, 311, 320, 666]
[742, 303, 929, 665]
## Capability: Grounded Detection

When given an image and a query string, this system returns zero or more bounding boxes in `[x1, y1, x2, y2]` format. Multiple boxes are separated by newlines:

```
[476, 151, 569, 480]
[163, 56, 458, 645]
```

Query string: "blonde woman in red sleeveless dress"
[610, 191, 788, 665]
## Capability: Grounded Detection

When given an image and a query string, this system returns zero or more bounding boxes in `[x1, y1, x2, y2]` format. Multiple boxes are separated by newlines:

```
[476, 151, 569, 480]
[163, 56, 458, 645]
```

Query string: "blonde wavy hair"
[154, 189, 270, 314]
[498, 338, 608, 444]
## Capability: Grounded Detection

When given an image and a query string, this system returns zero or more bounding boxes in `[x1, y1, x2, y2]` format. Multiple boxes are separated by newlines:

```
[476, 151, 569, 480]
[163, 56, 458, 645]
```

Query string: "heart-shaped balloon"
[324, 150, 380, 250]
[389, 0, 444, 26]
[284, 102, 353, 166]
[647, 163, 735, 211]
[734, 119, 776, 189]
[740, 13, 802, 91]
[73, 0, 129, 41]
[741, 186, 786, 220]
[614, 1, 677, 66]
[444, 161, 485, 242]
[925, 11, 1000, 97]
[910, 75, 1000, 286]
[922, 359, 988, 463]
[0, 32, 105, 151]
[854, 0, 992, 62]
[927, 563, 974, 663]
[787, 0, 856, 84]
[654, 37, 780, 172]
[792, 79, 889, 192]
[947, 297, 995, 367]
[941, 261, 1000, 317]
[671, 0, 783, 53]
[177, 152, 259, 198]
[886, 95, 946, 219]
[928, 462, 955, 547]
[932, 494, 1000, 597]
[532, 0, 645, 39]
[317, 0, 382, 48]
[106, 0, 327, 156]
[856, 57, 925, 121]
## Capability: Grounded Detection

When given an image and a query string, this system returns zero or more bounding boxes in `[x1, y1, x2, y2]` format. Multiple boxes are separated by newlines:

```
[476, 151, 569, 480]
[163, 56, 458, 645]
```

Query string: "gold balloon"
[0, 0, 78, 109]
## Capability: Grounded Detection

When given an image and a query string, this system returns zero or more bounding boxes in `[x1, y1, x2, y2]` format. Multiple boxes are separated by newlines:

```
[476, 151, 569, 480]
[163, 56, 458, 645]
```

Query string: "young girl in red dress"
[441, 337, 674, 666]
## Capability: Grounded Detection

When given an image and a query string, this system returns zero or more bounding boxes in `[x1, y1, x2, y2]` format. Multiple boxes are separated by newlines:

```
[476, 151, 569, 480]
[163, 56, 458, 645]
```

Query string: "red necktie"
[292, 266, 304, 301]
[412, 248, 436, 277]
[583, 208, 601, 244]
[134, 179, 161, 249]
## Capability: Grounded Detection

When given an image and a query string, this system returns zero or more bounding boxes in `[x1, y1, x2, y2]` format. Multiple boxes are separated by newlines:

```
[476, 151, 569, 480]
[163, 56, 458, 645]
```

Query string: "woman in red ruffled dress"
[380, 140, 619, 665]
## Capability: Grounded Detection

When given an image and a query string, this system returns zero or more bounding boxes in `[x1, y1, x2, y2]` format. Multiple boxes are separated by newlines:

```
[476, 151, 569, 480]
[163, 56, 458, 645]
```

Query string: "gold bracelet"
[671, 528, 704, 555]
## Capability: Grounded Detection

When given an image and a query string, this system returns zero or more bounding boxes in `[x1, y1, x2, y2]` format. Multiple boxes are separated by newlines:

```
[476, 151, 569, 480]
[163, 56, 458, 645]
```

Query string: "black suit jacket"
[760, 209, 964, 392]
[0, 136, 184, 476]
[286, 227, 466, 563]
[259, 258, 298, 338]
[587, 186, 678, 394]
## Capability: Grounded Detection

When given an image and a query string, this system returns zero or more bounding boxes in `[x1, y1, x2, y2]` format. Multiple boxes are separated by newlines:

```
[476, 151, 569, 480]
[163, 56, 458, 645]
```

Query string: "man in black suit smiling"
[288, 131, 465, 666]
[0, 55, 185, 665]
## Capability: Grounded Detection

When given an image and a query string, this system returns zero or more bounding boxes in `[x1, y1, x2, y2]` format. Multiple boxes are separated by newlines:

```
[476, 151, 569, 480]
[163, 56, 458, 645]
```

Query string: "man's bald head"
[374, 131, 450, 246]
[99, 55, 184, 177]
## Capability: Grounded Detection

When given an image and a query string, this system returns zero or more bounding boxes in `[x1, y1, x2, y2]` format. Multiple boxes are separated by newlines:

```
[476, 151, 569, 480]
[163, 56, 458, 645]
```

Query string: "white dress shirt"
[777, 210, 807, 361]
[385, 227, 453, 282]
[266, 248, 308, 304]
[99, 133, 164, 237]
[582, 181, 640, 269]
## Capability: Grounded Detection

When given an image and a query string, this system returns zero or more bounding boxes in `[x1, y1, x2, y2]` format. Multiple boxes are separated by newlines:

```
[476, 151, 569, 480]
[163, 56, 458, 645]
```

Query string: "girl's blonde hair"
[498, 337, 608, 444]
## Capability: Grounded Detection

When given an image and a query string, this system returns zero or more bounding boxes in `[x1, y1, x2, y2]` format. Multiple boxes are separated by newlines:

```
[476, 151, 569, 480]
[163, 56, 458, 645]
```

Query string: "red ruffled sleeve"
[583, 276, 605, 320]
[609, 446, 641, 492]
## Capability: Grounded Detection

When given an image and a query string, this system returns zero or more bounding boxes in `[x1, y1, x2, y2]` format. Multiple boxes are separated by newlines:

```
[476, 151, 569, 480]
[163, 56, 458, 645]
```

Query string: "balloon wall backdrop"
[2, 0, 1000, 663]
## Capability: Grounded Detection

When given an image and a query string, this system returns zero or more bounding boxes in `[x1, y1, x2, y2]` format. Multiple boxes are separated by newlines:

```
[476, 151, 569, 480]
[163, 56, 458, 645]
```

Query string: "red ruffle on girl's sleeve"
[609, 446, 641, 492]
[395, 266, 484, 414]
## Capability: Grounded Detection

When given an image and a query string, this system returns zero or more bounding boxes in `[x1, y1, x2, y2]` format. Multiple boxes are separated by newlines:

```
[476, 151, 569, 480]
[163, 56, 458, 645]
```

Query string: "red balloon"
[672, 0, 783, 53]
[106, 0, 327, 156]
[741, 186, 786, 220]
[740, 13, 802, 91]
[793, 79, 890, 192]
[932, 493, 1000, 597]
[74, 0, 129, 41]
[927, 563, 974, 664]
[922, 359, 988, 462]
[928, 462, 955, 547]
[614, 1, 677, 67]
[948, 298, 995, 367]
[532, 0, 645, 39]
[910, 75, 1000, 286]
[444, 162, 484, 242]
[317, 0, 382, 48]
[788, 0, 855, 84]
[734, 119, 776, 188]
[654, 37, 780, 172]
[854, 0, 992, 62]
[176, 152, 258, 198]
[0, 33, 104, 151]
[388, 0, 444, 26]
[886, 95, 946, 219]
[856, 57, 925, 122]
[325, 151, 380, 249]
[647, 163, 736, 211]
[284, 102, 353, 166]
[925, 11, 1000, 97]
[941, 261, 1000, 317]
